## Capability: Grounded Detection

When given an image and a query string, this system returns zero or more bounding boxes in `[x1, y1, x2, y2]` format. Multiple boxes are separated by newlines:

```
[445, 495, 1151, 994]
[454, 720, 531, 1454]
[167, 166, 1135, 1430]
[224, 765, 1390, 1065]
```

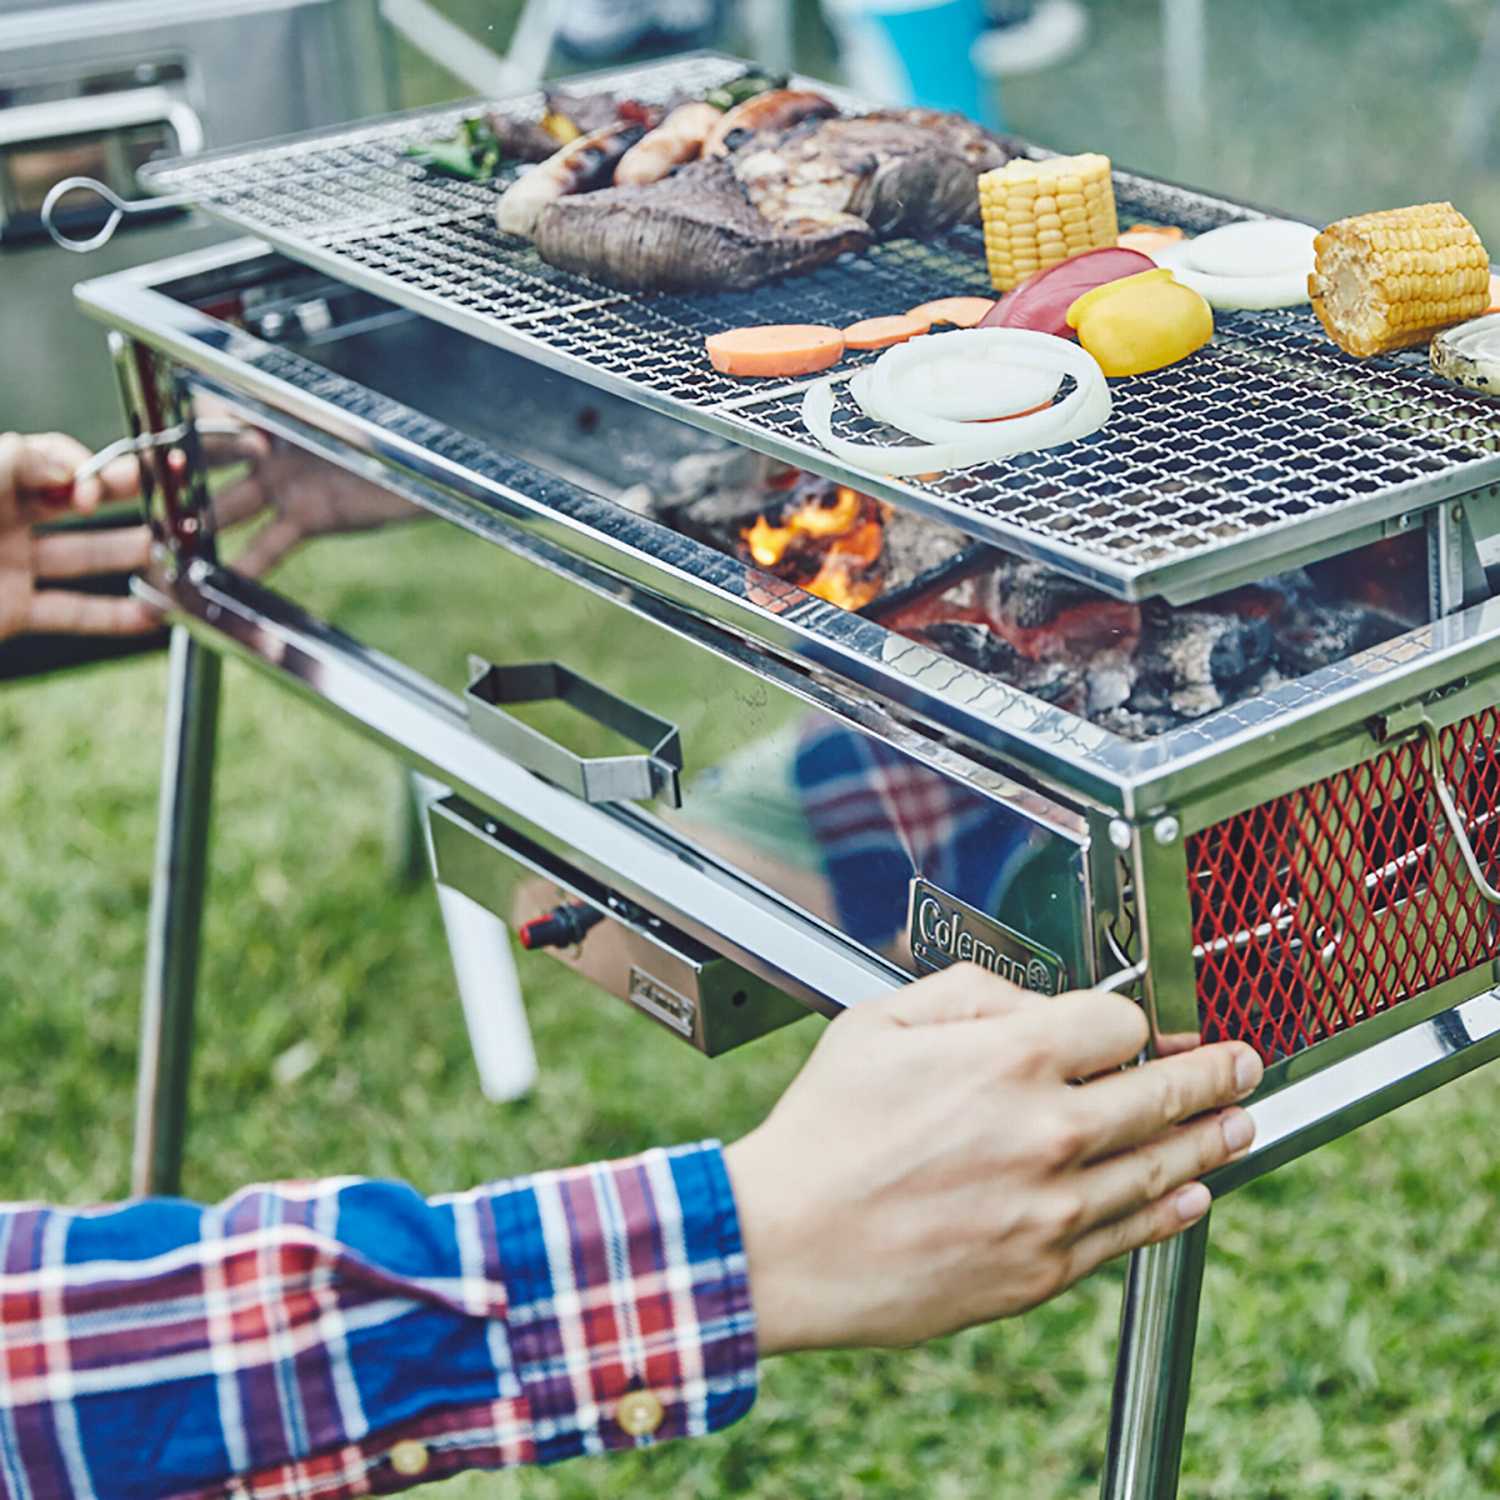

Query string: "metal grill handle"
[465, 657, 683, 808]
[40, 176, 192, 254]
[1418, 715, 1500, 907]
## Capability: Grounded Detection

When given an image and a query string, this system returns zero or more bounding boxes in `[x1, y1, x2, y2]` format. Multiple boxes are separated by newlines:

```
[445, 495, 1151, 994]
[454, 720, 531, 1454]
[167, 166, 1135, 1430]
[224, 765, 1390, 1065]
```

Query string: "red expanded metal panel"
[1186, 705, 1500, 1062]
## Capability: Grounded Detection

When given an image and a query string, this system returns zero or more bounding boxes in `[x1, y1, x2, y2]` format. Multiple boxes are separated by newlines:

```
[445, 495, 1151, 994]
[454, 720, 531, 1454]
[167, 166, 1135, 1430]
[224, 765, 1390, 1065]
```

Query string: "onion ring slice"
[802, 328, 1110, 477]
[1150, 219, 1317, 310]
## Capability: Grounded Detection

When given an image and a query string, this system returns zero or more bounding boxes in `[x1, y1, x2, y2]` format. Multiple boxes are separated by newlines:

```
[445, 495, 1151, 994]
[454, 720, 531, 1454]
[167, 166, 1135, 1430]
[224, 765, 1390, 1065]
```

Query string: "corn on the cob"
[1308, 202, 1490, 358]
[979, 154, 1118, 292]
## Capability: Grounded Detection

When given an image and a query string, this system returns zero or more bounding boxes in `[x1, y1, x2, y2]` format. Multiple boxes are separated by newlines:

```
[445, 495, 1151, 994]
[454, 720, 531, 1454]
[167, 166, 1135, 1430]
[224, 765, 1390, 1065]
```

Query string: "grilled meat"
[703, 88, 841, 158]
[734, 111, 1013, 237]
[532, 157, 870, 291]
[532, 108, 1015, 291]
[497, 120, 646, 239]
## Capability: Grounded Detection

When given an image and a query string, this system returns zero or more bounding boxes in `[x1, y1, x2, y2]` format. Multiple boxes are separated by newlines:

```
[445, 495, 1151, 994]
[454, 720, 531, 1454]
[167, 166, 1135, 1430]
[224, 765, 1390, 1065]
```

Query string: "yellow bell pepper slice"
[1065, 267, 1214, 377]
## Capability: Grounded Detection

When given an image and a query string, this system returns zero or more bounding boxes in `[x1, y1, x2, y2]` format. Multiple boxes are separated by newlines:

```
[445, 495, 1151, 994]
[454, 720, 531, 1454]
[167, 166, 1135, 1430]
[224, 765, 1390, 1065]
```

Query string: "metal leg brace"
[1100, 1216, 1210, 1500]
[132, 629, 221, 1197]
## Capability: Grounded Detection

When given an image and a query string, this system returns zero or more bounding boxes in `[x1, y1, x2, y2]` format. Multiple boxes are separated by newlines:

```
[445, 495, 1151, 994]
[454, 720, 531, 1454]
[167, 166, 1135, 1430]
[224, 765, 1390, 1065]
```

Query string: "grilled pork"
[532, 108, 1017, 291]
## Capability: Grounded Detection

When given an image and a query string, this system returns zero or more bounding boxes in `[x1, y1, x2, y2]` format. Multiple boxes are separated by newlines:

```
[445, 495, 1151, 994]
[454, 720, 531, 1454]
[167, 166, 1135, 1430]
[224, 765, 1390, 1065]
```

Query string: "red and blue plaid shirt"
[0, 1142, 756, 1499]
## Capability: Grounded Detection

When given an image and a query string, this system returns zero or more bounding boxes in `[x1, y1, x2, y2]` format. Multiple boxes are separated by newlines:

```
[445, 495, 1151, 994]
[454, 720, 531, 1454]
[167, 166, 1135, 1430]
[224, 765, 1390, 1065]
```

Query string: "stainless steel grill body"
[137, 55, 1500, 604]
[75, 64, 1500, 1500]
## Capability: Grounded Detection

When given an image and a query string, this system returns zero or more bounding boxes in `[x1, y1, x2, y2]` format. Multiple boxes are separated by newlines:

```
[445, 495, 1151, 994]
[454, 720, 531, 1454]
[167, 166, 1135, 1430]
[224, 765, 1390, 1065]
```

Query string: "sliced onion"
[1150, 219, 1317, 310]
[864, 356, 1062, 422]
[801, 328, 1110, 477]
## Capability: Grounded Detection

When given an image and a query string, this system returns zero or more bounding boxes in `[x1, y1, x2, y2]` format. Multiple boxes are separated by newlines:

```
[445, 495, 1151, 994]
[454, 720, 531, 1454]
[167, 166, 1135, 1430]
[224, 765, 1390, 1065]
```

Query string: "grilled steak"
[532, 157, 871, 292]
[735, 110, 1013, 237]
[531, 107, 1016, 292]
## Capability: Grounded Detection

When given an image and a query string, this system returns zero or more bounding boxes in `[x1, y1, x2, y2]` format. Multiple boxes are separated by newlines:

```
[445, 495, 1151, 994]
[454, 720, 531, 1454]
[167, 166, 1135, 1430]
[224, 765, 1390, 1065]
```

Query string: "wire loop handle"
[40, 176, 191, 254]
[1418, 714, 1500, 908]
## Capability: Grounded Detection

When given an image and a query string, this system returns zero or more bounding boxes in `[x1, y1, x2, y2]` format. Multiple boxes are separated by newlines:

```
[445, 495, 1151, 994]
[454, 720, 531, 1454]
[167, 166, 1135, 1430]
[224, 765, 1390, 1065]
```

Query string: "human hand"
[0, 431, 156, 641]
[725, 966, 1262, 1355]
[213, 443, 423, 578]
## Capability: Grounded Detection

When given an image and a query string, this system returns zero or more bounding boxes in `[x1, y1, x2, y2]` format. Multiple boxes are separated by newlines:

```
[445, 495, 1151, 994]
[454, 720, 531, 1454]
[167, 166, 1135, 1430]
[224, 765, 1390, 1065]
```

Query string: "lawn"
[7, 1, 1500, 1495]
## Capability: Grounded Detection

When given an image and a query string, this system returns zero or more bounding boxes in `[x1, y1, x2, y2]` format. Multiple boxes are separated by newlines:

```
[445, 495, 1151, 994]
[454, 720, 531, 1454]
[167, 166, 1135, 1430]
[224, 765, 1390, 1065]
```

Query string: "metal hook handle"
[39, 176, 191, 253]
[1418, 715, 1500, 907]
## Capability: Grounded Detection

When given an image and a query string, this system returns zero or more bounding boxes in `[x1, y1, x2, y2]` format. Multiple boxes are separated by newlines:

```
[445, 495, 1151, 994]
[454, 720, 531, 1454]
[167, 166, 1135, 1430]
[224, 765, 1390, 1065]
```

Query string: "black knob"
[517, 901, 603, 951]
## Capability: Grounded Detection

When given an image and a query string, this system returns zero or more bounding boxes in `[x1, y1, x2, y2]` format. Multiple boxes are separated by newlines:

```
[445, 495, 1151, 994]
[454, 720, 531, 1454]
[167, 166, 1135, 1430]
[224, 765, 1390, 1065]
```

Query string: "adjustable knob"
[517, 900, 603, 951]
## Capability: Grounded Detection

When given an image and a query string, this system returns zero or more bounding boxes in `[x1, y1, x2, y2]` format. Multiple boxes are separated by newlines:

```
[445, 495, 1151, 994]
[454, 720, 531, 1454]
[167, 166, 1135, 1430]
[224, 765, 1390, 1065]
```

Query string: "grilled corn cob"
[1308, 202, 1490, 358]
[979, 153, 1118, 292]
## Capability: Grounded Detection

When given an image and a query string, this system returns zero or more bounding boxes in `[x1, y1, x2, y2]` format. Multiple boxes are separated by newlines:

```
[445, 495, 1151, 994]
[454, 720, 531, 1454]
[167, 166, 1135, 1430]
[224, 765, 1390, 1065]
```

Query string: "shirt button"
[389, 1440, 430, 1477]
[617, 1389, 665, 1437]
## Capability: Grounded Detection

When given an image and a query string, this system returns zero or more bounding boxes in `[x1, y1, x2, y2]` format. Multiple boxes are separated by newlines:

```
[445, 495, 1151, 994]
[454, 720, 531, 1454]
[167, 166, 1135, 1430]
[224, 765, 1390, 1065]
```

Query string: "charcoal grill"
[68, 53, 1500, 1500]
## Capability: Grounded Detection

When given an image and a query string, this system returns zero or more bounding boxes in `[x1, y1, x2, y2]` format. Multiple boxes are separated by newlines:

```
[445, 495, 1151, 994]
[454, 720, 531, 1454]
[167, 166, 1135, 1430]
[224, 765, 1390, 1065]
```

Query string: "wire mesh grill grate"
[1187, 706, 1500, 1062]
[141, 55, 1500, 600]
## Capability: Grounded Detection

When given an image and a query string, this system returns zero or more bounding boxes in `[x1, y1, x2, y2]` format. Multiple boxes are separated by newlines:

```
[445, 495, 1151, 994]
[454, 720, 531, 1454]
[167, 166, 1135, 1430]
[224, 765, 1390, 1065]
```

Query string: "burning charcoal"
[881, 509, 974, 592]
[917, 621, 1005, 672]
[1084, 652, 1138, 715]
[1147, 611, 1272, 690]
[983, 559, 1111, 630]
[1272, 604, 1406, 678]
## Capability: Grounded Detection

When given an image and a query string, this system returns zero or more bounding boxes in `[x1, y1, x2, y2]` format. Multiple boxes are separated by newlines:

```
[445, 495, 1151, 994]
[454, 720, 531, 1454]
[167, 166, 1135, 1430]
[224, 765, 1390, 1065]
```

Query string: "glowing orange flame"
[741, 482, 886, 610]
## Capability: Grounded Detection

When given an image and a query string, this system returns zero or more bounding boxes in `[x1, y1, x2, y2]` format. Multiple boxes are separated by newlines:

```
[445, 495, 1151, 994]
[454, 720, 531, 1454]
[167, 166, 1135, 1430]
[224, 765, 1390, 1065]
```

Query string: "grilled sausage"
[495, 120, 646, 239]
[614, 101, 721, 187]
[702, 89, 840, 159]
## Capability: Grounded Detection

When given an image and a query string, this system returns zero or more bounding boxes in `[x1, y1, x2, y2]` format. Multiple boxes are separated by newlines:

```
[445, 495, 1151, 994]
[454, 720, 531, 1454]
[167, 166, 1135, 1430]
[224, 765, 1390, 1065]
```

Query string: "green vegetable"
[403, 116, 504, 181]
[704, 70, 790, 112]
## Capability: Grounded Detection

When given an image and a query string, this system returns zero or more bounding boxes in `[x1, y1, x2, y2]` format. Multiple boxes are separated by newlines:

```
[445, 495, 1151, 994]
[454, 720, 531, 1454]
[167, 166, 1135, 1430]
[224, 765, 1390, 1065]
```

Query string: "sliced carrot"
[705, 324, 846, 378]
[1118, 224, 1188, 255]
[906, 295, 996, 329]
[843, 312, 932, 350]
[1488, 271, 1500, 313]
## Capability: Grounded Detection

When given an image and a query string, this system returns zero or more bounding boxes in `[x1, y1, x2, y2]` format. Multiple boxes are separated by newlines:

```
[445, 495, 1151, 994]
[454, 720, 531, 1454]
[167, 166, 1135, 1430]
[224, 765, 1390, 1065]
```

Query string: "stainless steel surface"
[1418, 715, 1500, 907]
[73, 245, 1500, 820]
[132, 627, 220, 1197]
[86, 219, 1500, 1500]
[1101, 1218, 1210, 1500]
[0, 0, 397, 446]
[135, 559, 909, 1013]
[1211, 985, 1500, 1194]
[132, 54, 1500, 605]
[429, 794, 808, 1053]
[43, 173, 196, 252]
[465, 658, 684, 809]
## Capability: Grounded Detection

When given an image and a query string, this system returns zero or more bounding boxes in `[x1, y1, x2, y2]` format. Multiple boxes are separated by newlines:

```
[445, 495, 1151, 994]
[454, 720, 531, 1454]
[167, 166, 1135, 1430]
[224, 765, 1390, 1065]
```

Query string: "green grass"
[11, 523, 1500, 1499]
[9, 0, 1500, 1494]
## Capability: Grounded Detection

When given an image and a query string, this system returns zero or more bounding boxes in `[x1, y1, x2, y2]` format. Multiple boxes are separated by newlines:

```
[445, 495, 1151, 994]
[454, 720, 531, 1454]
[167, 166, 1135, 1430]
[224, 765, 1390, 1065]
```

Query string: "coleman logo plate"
[907, 879, 1067, 995]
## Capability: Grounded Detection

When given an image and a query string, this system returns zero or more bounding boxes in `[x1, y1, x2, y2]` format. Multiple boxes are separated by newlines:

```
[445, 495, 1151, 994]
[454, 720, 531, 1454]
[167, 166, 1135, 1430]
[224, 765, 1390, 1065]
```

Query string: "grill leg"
[1099, 1215, 1210, 1500]
[132, 629, 221, 1197]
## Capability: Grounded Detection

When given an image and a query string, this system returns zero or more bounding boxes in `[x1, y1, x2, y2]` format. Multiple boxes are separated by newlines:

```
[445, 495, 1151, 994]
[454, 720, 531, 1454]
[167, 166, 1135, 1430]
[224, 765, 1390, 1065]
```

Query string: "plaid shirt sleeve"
[0, 1141, 757, 1500]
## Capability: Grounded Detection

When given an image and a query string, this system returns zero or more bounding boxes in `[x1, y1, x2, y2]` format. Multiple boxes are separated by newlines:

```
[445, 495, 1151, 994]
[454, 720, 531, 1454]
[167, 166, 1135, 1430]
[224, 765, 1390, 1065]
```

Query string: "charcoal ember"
[983, 559, 1108, 630]
[916, 620, 1003, 671]
[1147, 610, 1272, 689]
[1272, 604, 1406, 677]
[984, 560, 1142, 660]
[1084, 651, 1137, 714]
[881, 509, 973, 592]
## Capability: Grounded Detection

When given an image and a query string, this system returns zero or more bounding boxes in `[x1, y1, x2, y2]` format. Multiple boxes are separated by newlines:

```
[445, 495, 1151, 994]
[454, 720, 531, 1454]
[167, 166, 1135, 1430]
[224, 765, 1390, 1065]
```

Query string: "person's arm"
[0, 970, 1261, 1497]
